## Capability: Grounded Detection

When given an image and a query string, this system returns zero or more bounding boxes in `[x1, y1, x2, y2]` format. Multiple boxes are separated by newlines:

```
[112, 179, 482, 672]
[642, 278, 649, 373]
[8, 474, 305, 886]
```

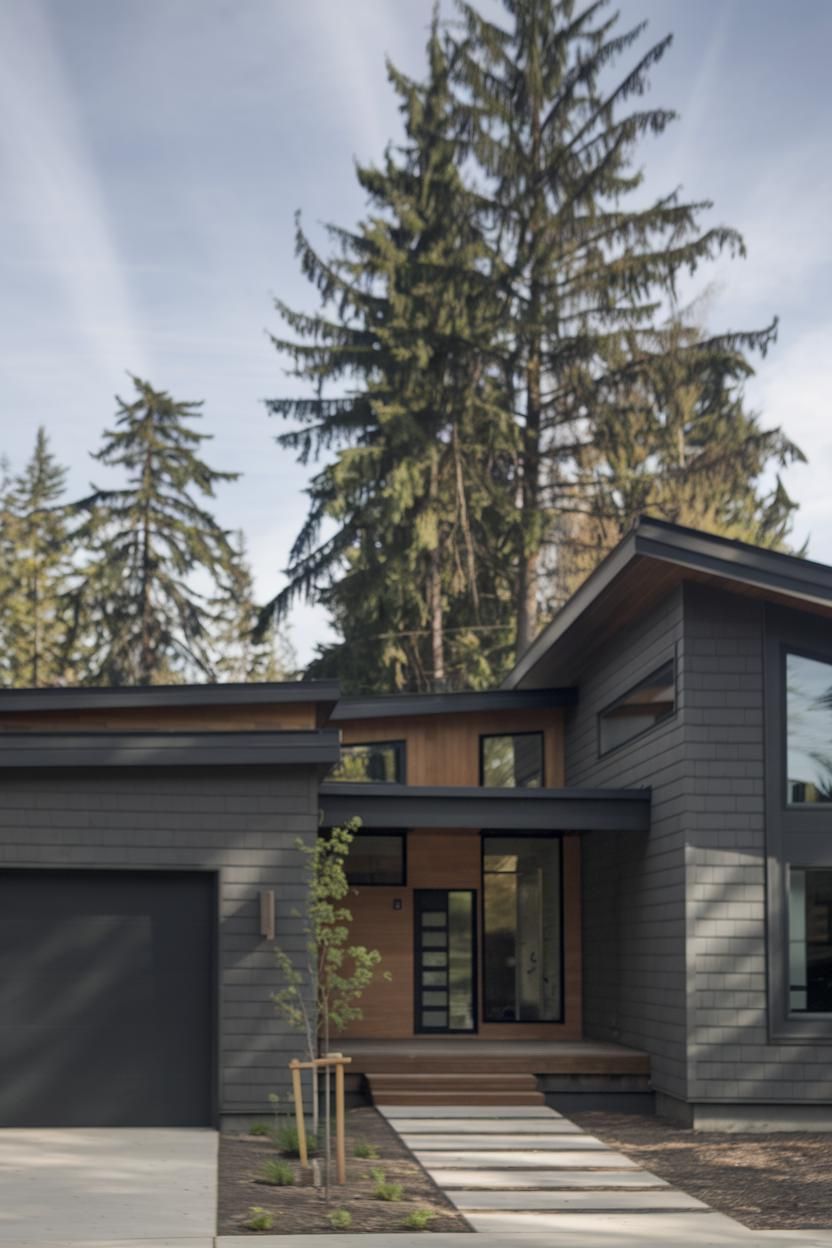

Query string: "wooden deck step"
[366, 1070, 545, 1107]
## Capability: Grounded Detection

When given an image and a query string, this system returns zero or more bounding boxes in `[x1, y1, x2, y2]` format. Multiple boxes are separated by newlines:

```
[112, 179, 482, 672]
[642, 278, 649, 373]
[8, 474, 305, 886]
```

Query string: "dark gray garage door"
[0, 870, 215, 1127]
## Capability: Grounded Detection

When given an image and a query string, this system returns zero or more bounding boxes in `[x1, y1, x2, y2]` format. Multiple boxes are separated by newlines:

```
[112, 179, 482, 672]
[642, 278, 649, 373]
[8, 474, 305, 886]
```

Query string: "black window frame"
[479, 731, 545, 789]
[765, 613, 832, 1043]
[329, 739, 406, 785]
[480, 831, 565, 1025]
[597, 655, 676, 758]
[343, 829, 407, 887]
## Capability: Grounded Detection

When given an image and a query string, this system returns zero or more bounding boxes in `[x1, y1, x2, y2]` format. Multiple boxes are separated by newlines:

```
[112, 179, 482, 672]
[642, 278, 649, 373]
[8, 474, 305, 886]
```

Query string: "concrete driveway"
[0, 1128, 217, 1247]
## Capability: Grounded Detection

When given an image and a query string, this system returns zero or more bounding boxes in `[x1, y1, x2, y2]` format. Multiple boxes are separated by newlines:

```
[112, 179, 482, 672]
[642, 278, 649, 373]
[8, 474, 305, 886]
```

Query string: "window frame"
[479, 831, 565, 1025]
[329, 739, 406, 785]
[765, 614, 832, 1042]
[597, 655, 677, 759]
[342, 830, 408, 887]
[479, 731, 545, 789]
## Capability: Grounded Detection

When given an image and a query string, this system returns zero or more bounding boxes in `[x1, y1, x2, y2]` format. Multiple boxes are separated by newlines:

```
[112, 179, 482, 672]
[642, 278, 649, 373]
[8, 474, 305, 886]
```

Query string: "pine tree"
[261, 16, 515, 692]
[0, 429, 75, 687]
[213, 534, 298, 682]
[450, 0, 795, 654]
[70, 377, 240, 685]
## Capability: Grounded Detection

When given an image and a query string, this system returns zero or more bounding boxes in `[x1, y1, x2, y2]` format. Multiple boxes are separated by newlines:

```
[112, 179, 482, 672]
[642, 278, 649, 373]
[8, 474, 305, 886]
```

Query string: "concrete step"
[372, 1091, 546, 1106]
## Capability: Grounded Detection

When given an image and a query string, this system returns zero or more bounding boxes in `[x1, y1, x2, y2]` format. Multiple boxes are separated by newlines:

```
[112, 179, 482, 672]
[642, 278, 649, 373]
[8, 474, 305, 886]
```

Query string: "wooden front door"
[414, 889, 476, 1033]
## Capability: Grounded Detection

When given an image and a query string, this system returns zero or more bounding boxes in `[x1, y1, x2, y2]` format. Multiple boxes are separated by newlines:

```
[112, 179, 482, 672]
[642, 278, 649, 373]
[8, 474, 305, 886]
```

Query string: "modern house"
[1, 517, 831, 1130]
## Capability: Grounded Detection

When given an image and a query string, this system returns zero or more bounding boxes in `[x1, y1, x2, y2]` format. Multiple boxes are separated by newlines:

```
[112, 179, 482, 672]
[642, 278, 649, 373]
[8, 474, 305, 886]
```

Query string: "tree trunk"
[428, 450, 446, 690]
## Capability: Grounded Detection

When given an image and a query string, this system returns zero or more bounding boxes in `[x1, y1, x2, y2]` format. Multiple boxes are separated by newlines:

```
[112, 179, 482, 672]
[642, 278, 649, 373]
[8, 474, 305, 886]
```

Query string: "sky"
[1, 0, 831, 666]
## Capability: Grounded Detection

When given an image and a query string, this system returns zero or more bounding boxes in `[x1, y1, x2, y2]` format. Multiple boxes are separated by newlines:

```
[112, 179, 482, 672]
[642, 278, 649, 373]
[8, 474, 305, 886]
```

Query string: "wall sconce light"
[260, 889, 276, 941]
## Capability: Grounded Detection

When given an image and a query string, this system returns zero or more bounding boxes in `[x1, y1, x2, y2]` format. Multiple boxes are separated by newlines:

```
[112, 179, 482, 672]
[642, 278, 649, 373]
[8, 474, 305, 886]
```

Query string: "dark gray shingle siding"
[0, 766, 316, 1118]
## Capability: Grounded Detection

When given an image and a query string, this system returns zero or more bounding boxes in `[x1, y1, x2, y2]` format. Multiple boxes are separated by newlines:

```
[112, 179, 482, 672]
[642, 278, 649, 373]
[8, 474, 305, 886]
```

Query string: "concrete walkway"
[0, 1128, 217, 1247]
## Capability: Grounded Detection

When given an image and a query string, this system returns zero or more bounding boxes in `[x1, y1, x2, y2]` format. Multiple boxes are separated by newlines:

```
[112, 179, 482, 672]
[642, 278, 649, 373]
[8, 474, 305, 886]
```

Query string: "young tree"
[272, 821, 388, 1130]
[449, 0, 796, 654]
[70, 377, 240, 685]
[261, 15, 516, 692]
[0, 429, 75, 687]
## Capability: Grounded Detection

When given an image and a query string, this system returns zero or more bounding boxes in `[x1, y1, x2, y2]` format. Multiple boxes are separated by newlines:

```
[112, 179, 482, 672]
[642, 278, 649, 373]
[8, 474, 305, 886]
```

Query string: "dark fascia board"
[0, 730, 340, 770]
[0, 681, 341, 714]
[331, 686, 576, 722]
[319, 781, 650, 833]
[505, 515, 832, 690]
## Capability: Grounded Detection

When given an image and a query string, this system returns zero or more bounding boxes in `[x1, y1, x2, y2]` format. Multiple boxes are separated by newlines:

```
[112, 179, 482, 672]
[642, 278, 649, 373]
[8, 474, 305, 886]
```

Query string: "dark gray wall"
[683, 586, 832, 1107]
[0, 766, 317, 1123]
[565, 586, 688, 1102]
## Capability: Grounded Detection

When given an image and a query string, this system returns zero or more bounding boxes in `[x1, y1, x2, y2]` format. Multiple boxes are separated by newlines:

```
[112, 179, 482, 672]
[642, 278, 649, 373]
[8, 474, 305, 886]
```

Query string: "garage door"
[0, 870, 215, 1127]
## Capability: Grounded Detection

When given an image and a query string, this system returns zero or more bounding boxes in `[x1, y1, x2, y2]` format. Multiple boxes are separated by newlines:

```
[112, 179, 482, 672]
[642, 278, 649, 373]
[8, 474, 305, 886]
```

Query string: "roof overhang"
[0, 731, 340, 770]
[0, 681, 340, 715]
[319, 782, 650, 833]
[331, 686, 576, 722]
[506, 517, 832, 689]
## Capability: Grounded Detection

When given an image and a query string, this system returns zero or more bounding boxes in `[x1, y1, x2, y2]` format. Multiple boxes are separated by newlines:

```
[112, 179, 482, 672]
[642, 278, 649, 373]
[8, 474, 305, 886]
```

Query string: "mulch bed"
[218, 1106, 469, 1235]
[572, 1110, 832, 1230]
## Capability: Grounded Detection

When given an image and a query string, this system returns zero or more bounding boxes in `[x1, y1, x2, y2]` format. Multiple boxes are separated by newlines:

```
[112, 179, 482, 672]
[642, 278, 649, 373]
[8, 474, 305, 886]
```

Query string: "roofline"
[0, 681, 341, 713]
[0, 730, 340, 769]
[319, 781, 650, 833]
[331, 687, 576, 722]
[505, 516, 832, 689]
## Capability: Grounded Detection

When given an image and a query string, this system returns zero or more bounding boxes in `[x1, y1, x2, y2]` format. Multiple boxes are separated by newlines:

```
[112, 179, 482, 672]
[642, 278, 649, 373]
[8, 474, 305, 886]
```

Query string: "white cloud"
[0, 1, 147, 377]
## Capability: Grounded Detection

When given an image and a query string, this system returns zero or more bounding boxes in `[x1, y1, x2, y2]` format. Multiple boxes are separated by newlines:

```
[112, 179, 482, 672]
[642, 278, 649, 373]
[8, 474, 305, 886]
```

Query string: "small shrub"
[353, 1139, 380, 1159]
[328, 1208, 353, 1230]
[244, 1206, 274, 1232]
[403, 1208, 435, 1230]
[260, 1159, 295, 1186]
[370, 1167, 404, 1202]
[249, 1122, 271, 1138]
[272, 1121, 318, 1157]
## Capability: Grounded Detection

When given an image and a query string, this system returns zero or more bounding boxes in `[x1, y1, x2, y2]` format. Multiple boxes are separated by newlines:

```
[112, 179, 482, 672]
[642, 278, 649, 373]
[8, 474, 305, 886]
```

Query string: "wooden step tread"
[368, 1072, 537, 1085]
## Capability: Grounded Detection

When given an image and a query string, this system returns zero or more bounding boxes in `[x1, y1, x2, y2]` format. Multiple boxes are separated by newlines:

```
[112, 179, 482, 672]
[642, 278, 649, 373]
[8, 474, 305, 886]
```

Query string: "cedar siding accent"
[338, 707, 565, 787]
[341, 828, 582, 1041]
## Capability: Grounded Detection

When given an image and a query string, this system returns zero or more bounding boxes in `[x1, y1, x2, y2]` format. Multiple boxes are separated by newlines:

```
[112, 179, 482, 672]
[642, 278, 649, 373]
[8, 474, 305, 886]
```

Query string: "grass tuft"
[244, 1205, 274, 1232]
[370, 1167, 404, 1202]
[353, 1139, 381, 1159]
[403, 1208, 436, 1230]
[328, 1208, 353, 1230]
[260, 1158, 295, 1186]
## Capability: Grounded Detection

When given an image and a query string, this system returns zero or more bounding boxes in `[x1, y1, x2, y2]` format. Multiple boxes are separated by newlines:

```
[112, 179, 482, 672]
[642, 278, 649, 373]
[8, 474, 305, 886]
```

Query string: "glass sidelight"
[414, 890, 476, 1032]
[483, 835, 562, 1022]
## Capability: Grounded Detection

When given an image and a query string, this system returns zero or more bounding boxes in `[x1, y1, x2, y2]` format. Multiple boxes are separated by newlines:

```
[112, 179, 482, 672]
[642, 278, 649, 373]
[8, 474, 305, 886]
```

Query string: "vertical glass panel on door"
[415, 890, 475, 1033]
[483, 836, 562, 1022]
[787, 653, 832, 804]
[789, 868, 832, 1013]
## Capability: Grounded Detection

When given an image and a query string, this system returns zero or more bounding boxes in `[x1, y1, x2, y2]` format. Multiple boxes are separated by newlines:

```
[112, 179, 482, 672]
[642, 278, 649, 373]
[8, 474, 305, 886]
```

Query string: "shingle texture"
[0, 765, 317, 1118]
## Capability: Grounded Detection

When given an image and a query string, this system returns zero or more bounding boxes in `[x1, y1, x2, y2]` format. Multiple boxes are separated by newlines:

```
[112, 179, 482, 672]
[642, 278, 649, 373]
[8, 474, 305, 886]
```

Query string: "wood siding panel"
[342, 829, 581, 1042]
[0, 704, 317, 733]
[339, 708, 564, 787]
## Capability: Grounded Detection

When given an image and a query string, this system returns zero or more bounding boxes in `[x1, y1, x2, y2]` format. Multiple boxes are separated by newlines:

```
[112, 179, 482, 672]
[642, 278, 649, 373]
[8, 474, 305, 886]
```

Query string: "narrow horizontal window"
[329, 740, 405, 784]
[789, 867, 832, 1014]
[344, 832, 406, 886]
[480, 732, 544, 788]
[787, 652, 832, 804]
[599, 659, 675, 755]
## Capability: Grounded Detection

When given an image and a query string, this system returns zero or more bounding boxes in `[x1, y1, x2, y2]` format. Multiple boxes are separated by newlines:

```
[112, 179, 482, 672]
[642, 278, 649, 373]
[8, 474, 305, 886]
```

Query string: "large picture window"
[787, 652, 832, 804]
[599, 659, 675, 755]
[789, 868, 832, 1014]
[329, 740, 405, 784]
[480, 733, 544, 788]
[482, 835, 562, 1022]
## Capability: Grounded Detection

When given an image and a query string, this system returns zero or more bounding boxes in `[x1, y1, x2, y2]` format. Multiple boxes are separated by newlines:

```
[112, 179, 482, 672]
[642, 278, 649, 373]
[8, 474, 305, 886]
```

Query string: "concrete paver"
[402, 1131, 608, 1149]
[390, 1117, 582, 1134]
[409, 1147, 640, 1168]
[464, 1210, 765, 1235]
[426, 1166, 670, 1188]
[445, 1187, 709, 1210]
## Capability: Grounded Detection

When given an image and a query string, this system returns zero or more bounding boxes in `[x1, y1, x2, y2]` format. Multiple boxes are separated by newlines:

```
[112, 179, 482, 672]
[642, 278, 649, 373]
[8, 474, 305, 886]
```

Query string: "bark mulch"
[572, 1110, 832, 1231]
[218, 1106, 469, 1235]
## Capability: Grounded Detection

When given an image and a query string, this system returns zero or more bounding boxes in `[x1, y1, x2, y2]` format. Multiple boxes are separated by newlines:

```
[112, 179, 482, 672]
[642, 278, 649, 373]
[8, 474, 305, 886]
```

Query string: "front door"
[414, 889, 476, 1033]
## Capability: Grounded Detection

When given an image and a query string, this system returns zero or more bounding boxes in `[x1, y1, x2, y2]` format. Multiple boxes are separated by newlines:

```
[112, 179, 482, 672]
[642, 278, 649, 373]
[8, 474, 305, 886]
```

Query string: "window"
[480, 733, 544, 788]
[344, 832, 406, 886]
[483, 836, 562, 1022]
[789, 868, 832, 1013]
[329, 740, 405, 784]
[599, 659, 675, 755]
[787, 652, 832, 804]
